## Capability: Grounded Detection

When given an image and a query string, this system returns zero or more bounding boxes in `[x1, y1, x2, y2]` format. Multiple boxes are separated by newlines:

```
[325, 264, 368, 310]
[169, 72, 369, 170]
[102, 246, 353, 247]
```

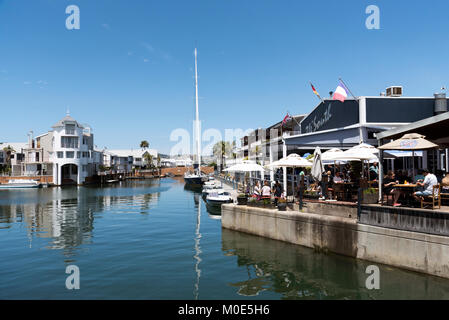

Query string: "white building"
[103, 148, 158, 173]
[48, 115, 100, 185]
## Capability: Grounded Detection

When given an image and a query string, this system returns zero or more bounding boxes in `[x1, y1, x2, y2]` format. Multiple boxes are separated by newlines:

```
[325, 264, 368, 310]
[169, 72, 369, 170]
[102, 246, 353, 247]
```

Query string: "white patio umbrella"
[265, 153, 312, 194]
[321, 148, 346, 161]
[223, 160, 265, 172]
[338, 143, 379, 161]
[378, 133, 438, 181]
[265, 153, 313, 168]
[311, 147, 325, 182]
[329, 143, 380, 180]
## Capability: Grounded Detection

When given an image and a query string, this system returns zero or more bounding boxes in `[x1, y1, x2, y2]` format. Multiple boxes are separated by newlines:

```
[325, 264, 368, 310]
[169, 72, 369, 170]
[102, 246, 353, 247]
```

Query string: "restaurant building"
[285, 88, 449, 158]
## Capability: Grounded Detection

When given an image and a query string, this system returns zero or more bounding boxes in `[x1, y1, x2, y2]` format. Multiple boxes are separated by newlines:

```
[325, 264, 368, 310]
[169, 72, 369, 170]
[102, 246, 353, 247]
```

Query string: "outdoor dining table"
[394, 184, 417, 207]
[334, 182, 355, 202]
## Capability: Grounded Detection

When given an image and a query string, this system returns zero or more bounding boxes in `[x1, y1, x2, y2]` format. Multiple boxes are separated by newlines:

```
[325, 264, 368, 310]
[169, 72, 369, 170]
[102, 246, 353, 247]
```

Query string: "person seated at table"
[273, 181, 282, 205]
[261, 181, 272, 199]
[395, 170, 404, 184]
[333, 172, 343, 183]
[253, 181, 261, 200]
[413, 169, 438, 202]
[442, 172, 449, 195]
[383, 171, 402, 207]
[414, 169, 424, 184]
[369, 162, 379, 180]
[400, 170, 412, 184]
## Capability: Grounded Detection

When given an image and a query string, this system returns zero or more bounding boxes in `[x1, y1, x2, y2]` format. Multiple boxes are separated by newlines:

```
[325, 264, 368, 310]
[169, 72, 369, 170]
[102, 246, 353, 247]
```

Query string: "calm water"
[1, 177, 449, 300]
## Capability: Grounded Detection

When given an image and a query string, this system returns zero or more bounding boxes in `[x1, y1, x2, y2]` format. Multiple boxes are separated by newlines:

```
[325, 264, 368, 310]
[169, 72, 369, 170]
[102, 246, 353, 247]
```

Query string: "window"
[82, 152, 89, 158]
[65, 124, 75, 135]
[77, 152, 80, 158]
[36, 152, 39, 162]
[57, 152, 64, 158]
[82, 136, 88, 145]
[82, 165, 88, 172]
[66, 151, 74, 158]
[61, 136, 79, 148]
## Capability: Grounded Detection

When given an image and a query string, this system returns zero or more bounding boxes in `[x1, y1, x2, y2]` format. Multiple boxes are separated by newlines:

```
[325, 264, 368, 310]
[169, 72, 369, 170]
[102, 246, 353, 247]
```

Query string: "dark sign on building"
[300, 100, 359, 134]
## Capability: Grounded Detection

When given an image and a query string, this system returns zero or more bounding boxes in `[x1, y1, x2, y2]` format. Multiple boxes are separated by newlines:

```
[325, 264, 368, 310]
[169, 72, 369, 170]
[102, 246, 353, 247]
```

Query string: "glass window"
[65, 124, 75, 135]
[77, 152, 80, 158]
[61, 136, 79, 148]
[66, 151, 74, 158]
[57, 152, 64, 158]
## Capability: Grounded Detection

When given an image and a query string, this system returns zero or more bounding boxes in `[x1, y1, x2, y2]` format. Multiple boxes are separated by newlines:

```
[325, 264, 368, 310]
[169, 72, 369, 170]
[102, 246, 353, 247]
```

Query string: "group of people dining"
[383, 169, 449, 207]
[252, 180, 285, 205]
[241, 162, 449, 208]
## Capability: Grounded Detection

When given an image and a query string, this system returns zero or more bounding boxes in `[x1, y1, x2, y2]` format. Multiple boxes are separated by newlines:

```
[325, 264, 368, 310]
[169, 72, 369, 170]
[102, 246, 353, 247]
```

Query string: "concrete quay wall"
[221, 204, 449, 279]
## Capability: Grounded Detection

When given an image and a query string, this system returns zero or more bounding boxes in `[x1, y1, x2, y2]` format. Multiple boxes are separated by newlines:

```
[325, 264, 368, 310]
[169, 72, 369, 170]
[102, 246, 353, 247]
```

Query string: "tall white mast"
[194, 48, 201, 174]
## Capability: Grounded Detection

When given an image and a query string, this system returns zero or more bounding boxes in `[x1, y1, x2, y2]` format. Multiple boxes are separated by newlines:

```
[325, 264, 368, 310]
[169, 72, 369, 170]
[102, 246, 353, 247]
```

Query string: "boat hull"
[0, 184, 41, 189]
[206, 198, 233, 206]
[184, 176, 204, 186]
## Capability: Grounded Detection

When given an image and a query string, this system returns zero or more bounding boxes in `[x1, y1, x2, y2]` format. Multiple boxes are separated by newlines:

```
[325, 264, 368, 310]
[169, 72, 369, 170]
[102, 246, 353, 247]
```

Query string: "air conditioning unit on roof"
[386, 86, 403, 97]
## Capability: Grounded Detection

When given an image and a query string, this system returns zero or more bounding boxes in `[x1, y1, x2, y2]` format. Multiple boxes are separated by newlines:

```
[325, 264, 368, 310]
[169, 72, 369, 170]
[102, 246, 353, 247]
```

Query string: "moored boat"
[205, 191, 233, 207]
[0, 179, 41, 189]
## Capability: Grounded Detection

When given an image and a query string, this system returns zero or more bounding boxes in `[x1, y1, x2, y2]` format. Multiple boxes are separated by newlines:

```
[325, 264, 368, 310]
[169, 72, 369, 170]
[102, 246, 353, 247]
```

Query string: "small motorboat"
[202, 187, 224, 200]
[205, 191, 233, 207]
[0, 179, 41, 189]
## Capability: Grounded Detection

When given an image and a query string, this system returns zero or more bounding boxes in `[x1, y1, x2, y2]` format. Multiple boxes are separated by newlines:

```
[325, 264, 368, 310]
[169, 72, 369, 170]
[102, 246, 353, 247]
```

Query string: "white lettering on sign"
[304, 104, 332, 133]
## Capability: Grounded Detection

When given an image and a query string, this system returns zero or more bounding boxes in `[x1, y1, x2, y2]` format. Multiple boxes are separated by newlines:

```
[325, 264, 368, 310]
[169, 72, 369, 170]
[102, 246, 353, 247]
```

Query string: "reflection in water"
[193, 193, 202, 300]
[222, 228, 449, 300]
[0, 180, 164, 259]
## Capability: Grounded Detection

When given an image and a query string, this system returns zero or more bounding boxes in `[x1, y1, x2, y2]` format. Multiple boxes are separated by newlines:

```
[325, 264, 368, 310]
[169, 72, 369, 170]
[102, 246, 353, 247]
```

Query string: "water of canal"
[1, 178, 449, 299]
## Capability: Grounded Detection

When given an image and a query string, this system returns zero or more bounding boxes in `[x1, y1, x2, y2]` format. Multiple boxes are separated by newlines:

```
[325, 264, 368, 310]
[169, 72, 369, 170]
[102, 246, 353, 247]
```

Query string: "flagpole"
[338, 78, 358, 101]
[338, 78, 364, 144]
[310, 82, 324, 103]
[286, 110, 301, 129]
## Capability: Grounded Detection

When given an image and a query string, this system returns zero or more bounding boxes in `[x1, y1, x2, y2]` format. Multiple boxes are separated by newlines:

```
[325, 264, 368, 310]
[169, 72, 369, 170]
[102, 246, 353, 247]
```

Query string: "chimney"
[28, 131, 33, 148]
[434, 92, 448, 115]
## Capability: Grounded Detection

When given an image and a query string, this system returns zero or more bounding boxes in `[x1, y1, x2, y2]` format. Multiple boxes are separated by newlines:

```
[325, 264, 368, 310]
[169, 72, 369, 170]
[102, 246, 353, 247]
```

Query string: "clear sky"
[1, 0, 449, 154]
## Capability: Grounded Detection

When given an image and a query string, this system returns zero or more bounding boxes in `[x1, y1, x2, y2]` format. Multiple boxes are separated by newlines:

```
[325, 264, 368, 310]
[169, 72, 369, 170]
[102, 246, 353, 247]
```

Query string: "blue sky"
[1, 0, 449, 154]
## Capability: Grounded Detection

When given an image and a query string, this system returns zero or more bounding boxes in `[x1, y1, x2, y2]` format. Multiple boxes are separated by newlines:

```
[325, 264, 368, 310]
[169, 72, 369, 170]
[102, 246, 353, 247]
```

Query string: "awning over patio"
[284, 127, 361, 149]
[376, 112, 449, 147]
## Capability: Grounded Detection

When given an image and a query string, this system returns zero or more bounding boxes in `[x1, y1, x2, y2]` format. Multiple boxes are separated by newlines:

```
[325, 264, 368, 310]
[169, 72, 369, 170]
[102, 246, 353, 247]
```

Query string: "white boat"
[206, 191, 233, 207]
[202, 187, 225, 199]
[0, 179, 41, 189]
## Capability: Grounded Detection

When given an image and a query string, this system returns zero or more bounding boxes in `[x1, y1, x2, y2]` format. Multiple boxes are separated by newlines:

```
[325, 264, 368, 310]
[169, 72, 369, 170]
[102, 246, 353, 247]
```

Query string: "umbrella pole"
[412, 151, 415, 178]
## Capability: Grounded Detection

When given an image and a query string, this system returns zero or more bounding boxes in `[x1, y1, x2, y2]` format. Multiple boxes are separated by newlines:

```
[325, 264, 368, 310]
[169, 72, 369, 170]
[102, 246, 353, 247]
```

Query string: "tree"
[213, 141, 232, 172]
[140, 140, 149, 149]
[2, 145, 15, 175]
[156, 154, 161, 175]
[143, 152, 153, 170]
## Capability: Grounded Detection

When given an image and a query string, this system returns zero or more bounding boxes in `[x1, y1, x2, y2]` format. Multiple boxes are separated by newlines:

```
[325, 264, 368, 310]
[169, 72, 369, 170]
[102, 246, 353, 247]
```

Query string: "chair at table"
[333, 183, 345, 201]
[441, 186, 449, 205]
[382, 189, 395, 206]
[421, 184, 441, 210]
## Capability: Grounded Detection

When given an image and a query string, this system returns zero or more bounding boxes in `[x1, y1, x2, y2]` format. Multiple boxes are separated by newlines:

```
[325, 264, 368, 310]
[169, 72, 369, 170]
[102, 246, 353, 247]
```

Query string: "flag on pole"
[332, 80, 350, 102]
[281, 113, 292, 127]
[310, 82, 323, 102]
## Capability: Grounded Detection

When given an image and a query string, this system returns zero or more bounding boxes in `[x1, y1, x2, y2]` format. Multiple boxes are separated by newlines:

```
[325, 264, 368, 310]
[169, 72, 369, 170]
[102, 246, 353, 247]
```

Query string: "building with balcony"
[103, 148, 158, 173]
